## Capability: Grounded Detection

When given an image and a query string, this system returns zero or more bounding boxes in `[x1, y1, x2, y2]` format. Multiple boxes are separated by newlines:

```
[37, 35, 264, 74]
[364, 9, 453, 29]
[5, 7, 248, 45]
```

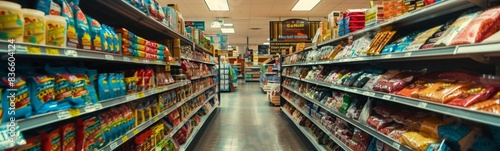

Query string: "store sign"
[185, 21, 205, 31]
[279, 19, 309, 40]
[258, 45, 269, 55]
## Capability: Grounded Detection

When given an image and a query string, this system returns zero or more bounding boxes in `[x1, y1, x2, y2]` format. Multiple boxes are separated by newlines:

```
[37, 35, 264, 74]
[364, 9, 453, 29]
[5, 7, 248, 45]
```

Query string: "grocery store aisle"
[191, 83, 312, 151]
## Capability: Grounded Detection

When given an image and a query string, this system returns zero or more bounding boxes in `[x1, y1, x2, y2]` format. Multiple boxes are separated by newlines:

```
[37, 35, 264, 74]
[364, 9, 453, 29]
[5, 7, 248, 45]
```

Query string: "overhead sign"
[257, 45, 269, 55]
[279, 19, 309, 41]
[185, 21, 205, 31]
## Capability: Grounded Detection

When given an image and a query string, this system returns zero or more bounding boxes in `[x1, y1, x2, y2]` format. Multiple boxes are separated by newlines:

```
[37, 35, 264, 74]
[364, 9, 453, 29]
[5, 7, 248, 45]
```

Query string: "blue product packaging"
[0, 77, 33, 122]
[118, 73, 126, 96]
[97, 74, 110, 100]
[85, 15, 104, 51]
[107, 73, 117, 98]
[44, 64, 73, 110]
[67, 67, 98, 104]
[68, 0, 91, 49]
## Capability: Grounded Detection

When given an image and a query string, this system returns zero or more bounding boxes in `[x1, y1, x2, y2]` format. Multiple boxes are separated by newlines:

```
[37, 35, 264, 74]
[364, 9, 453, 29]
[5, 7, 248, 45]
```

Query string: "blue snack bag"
[97, 74, 110, 100]
[54, 0, 79, 47]
[107, 73, 117, 98]
[36, 0, 61, 15]
[0, 77, 33, 122]
[68, 0, 91, 49]
[17, 65, 59, 114]
[67, 67, 98, 104]
[85, 15, 103, 51]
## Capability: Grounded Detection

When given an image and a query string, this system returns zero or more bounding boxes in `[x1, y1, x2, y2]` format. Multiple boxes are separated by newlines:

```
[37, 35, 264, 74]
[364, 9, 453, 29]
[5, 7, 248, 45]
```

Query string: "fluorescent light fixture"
[221, 28, 235, 33]
[292, 0, 321, 11]
[263, 42, 270, 45]
[205, 0, 229, 11]
[211, 21, 222, 28]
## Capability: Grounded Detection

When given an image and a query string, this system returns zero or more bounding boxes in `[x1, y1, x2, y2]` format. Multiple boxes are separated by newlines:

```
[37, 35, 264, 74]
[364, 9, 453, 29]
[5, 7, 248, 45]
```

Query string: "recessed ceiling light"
[205, 0, 230, 11]
[292, 0, 321, 11]
[221, 28, 235, 33]
[263, 42, 270, 45]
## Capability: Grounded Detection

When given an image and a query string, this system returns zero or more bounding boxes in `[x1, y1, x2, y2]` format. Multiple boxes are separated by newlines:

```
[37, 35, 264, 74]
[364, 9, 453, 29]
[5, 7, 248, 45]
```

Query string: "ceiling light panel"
[221, 28, 235, 33]
[205, 0, 230, 11]
[291, 0, 321, 11]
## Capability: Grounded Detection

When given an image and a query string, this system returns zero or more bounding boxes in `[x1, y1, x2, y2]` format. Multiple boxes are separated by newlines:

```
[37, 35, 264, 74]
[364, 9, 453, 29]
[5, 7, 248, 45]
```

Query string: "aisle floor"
[192, 82, 311, 151]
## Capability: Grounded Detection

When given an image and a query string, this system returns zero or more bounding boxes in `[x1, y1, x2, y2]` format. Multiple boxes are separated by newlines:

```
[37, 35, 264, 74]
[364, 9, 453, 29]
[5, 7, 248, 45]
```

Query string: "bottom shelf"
[281, 107, 328, 151]
[179, 105, 218, 150]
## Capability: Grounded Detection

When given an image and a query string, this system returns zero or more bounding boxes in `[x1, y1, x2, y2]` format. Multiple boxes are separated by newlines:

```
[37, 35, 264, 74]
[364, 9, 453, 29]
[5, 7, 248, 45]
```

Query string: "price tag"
[68, 108, 81, 117]
[143, 60, 150, 63]
[46, 48, 59, 55]
[109, 142, 118, 150]
[404, 52, 412, 57]
[418, 102, 428, 108]
[133, 129, 139, 135]
[133, 58, 139, 62]
[154, 117, 159, 121]
[125, 95, 133, 101]
[123, 57, 131, 61]
[93, 103, 103, 110]
[84, 105, 96, 112]
[27, 46, 42, 54]
[392, 142, 401, 149]
[155, 60, 161, 64]
[382, 54, 392, 58]
[351, 88, 358, 92]
[165, 62, 171, 71]
[105, 54, 114, 60]
[138, 92, 145, 98]
[121, 136, 129, 142]
[363, 91, 375, 97]
[382, 95, 392, 100]
[64, 50, 78, 57]
[57, 111, 70, 119]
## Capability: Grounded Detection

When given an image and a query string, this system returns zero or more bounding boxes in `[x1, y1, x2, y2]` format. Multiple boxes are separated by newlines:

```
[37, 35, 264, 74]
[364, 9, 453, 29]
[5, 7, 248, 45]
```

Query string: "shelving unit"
[279, 1, 500, 151]
[281, 107, 330, 151]
[0, 0, 220, 151]
[245, 66, 261, 82]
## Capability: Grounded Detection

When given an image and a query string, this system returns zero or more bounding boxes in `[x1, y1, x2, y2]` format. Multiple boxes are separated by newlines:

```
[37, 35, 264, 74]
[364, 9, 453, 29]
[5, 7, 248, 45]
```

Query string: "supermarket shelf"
[314, 0, 474, 48]
[101, 86, 216, 151]
[181, 57, 216, 65]
[282, 43, 500, 67]
[195, 45, 212, 54]
[191, 73, 217, 80]
[18, 81, 189, 131]
[245, 79, 260, 82]
[81, 0, 210, 54]
[282, 75, 500, 127]
[0, 41, 166, 65]
[179, 105, 218, 151]
[282, 85, 412, 151]
[246, 72, 260, 74]
[247, 66, 261, 69]
[280, 107, 330, 151]
[152, 95, 215, 151]
[265, 72, 277, 74]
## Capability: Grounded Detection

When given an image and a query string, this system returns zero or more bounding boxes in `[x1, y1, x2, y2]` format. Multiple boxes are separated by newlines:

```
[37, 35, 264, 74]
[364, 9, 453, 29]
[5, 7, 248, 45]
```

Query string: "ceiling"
[157, 0, 369, 45]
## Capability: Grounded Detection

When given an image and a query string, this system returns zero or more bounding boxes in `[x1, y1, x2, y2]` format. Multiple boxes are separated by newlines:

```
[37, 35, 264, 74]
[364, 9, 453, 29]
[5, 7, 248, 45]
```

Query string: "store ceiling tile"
[157, 0, 367, 45]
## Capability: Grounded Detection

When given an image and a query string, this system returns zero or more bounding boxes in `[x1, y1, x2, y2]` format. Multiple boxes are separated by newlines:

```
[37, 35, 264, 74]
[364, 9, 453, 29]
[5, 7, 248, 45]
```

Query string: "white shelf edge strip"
[282, 75, 500, 127]
[282, 85, 411, 151]
[280, 106, 330, 151]
[102, 89, 216, 151]
[18, 81, 190, 131]
[179, 104, 218, 151]
[180, 57, 216, 65]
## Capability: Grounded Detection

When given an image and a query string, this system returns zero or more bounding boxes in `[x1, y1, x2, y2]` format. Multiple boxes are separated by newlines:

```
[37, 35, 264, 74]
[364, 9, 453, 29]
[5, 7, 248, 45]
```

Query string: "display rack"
[219, 62, 232, 92]
[245, 66, 261, 81]
[0, 0, 220, 150]
[260, 64, 280, 93]
[279, 1, 500, 151]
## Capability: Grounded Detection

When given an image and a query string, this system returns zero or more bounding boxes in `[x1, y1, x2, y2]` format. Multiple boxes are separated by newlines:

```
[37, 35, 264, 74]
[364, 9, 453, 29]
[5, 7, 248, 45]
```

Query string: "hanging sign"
[279, 19, 310, 41]
[185, 21, 205, 31]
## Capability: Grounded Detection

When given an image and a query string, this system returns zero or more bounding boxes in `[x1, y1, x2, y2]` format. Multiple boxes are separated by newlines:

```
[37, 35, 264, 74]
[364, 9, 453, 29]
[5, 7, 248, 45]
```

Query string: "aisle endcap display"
[282, 85, 412, 151]
[18, 81, 188, 131]
[0, 41, 167, 65]
[283, 75, 500, 127]
[101, 86, 216, 151]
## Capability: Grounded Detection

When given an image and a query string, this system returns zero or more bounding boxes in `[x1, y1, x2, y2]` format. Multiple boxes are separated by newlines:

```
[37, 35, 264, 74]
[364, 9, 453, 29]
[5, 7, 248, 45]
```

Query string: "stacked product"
[127, 0, 179, 34]
[338, 9, 367, 36]
[116, 28, 169, 61]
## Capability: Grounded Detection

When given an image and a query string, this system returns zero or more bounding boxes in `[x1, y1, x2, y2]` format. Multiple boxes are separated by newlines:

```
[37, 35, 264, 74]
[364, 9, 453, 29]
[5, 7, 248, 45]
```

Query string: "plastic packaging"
[404, 111, 429, 131]
[401, 132, 438, 151]
[23, 9, 46, 44]
[86, 15, 103, 50]
[367, 115, 393, 130]
[420, 116, 455, 139]
[45, 15, 67, 47]
[437, 124, 479, 151]
[434, 10, 480, 46]
[54, 0, 77, 47]
[447, 86, 498, 107]
[451, 7, 500, 45]
[0, 1, 24, 42]
[1, 77, 33, 121]
[36, 0, 61, 15]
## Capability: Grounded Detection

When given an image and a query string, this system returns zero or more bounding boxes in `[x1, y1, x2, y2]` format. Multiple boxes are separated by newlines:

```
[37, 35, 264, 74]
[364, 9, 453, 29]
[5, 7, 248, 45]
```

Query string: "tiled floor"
[192, 82, 312, 151]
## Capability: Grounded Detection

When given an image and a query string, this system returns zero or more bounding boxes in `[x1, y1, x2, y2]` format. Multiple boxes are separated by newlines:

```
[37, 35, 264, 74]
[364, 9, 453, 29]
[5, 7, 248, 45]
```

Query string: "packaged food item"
[352, 128, 372, 148]
[363, 70, 400, 91]
[391, 110, 415, 124]
[358, 98, 372, 125]
[469, 136, 497, 151]
[416, 81, 473, 103]
[420, 19, 455, 49]
[36, 0, 61, 15]
[68, 0, 91, 49]
[367, 115, 393, 130]
[437, 124, 479, 151]
[26, 75, 58, 114]
[23, 9, 46, 44]
[420, 116, 455, 139]
[447, 86, 498, 107]
[434, 10, 480, 46]
[398, 74, 438, 97]
[86, 15, 104, 50]
[379, 123, 403, 135]
[373, 69, 426, 93]
[388, 128, 407, 142]
[124, 75, 138, 94]
[0, 76, 33, 121]
[41, 127, 62, 151]
[451, 7, 500, 45]
[404, 25, 442, 51]
[45, 15, 67, 47]
[0, 1, 24, 42]
[468, 99, 500, 110]
[426, 140, 452, 151]
[97, 73, 110, 100]
[482, 30, 500, 43]
[404, 111, 429, 131]
[373, 105, 399, 118]
[107, 73, 117, 98]
[61, 123, 76, 151]
[54, 0, 77, 47]
[401, 132, 438, 151]
[4, 135, 40, 151]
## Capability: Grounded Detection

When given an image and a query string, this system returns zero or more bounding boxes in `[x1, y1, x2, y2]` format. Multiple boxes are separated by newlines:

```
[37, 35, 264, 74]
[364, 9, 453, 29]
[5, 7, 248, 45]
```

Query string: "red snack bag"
[367, 115, 393, 130]
[373, 106, 399, 118]
[451, 7, 500, 45]
[352, 128, 372, 147]
[373, 70, 425, 93]
[41, 127, 61, 151]
[391, 110, 415, 123]
[61, 123, 76, 151]
[447, 86, 499, 107]
[379, 123, 404, 135]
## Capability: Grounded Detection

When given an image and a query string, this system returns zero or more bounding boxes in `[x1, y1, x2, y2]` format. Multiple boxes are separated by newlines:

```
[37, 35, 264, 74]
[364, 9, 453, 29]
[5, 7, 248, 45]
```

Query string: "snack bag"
[40, 127, 62, 151]
[54, 0, 78, 47]
[97, 73, 110, 100]
[61, 123, 76, 151]
[107, 73, 117, 98]
[420, 116, 455, 139]
[68, 67, 98, 104]
[434, 10, 480, 46]
[124, 76, 138, 94]
[86, 15, 103, 50]
[36, 0, 61, 15]
[401, 132, 438, 151]
[26, 75, 58, 114]
[4, 135, 41, 151]
[437, 124, 480, 151]
[447, 86, 498, 107]
[404, 25, 442, 51]
[451, 7, 500, 45]
[1, 76, 33, 121]
[68, 0, 91, 49]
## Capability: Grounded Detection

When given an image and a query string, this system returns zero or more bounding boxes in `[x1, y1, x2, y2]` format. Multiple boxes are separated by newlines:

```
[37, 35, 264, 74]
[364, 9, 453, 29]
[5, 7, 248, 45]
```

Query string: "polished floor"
[192, 82, 312, 151]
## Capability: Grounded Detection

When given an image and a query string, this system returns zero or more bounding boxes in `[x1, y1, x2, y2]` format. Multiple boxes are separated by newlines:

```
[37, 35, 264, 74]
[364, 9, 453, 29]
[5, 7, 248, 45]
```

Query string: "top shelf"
[80, 0, 212, 55]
